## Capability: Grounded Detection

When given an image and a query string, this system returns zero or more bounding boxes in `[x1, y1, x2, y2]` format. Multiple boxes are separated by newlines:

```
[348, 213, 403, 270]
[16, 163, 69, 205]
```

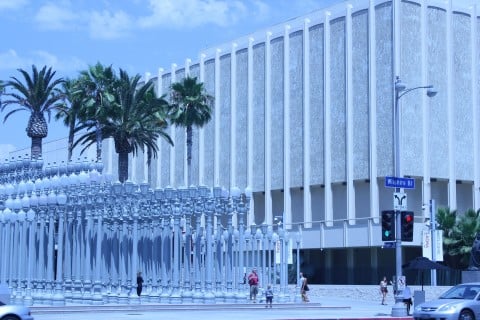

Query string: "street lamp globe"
[427, 87, 437, 97]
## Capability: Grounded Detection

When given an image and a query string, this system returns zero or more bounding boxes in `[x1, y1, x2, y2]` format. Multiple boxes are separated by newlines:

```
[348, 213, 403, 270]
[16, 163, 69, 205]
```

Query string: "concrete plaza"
[29, 295, 411, 320]
[25, 284, 448, 319]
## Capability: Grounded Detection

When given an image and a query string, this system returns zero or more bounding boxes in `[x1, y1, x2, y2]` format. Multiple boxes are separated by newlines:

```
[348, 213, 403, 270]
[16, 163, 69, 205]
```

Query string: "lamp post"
[392, 76, 437, 316]
[295, 230, 301, 302]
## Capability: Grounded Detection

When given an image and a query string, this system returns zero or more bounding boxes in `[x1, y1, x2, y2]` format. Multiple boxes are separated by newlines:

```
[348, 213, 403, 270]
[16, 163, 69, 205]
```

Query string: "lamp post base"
[391, 302, 408, 317]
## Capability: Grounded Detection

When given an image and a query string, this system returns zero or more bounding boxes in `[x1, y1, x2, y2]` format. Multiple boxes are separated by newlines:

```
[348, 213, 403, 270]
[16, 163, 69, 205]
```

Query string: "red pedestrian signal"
[401, 211, 414, 242]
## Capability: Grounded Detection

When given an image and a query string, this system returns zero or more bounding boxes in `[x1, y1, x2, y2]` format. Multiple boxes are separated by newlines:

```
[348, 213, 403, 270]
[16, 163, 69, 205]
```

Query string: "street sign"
[383, 242, 396, 249]
[393, 192, 407, 210]
[385, 176, 415, 189]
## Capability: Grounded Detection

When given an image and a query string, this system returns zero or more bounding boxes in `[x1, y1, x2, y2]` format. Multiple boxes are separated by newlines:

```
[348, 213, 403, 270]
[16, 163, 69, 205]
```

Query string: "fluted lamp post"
[52, 187, 67, 305]
[295, 230, 301, 302]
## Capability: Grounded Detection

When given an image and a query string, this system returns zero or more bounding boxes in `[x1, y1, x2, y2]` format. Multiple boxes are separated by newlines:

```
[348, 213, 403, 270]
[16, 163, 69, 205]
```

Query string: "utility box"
[414, 290, 425, 307]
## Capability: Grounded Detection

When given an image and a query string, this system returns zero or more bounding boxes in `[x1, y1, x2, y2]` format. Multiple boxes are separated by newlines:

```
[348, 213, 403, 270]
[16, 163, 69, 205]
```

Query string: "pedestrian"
[248, 268, 259, 302]
[136, 271, 144, 296]
[403, 285, 413, 315]
[265, 284, 273, 308]
[379, 276, 389, 305]
[300, 272, 310, 302]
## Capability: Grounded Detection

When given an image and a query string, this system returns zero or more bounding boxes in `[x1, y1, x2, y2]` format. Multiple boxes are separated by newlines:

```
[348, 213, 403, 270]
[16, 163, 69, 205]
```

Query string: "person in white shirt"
[403, 285, 413, 315]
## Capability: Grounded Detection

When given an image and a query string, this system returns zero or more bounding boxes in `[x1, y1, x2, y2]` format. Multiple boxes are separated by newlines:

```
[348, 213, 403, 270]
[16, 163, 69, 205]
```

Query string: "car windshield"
[440, 285, 480, 300]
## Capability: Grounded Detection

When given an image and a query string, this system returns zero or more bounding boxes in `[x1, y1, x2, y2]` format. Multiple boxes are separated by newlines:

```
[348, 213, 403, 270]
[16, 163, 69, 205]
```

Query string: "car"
[413, 282, 480, 320]
[0, 301, 34, 320]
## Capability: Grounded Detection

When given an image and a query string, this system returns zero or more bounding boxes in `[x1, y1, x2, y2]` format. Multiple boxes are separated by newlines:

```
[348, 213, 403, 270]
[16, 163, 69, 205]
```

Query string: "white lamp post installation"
[0, 156, 295, 306]
[392, 76, 437, 316]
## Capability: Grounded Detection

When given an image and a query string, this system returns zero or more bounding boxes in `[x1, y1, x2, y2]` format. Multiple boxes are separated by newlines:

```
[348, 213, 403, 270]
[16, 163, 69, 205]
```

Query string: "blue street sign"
[383, 242, 396, 249]
[385, 176, 415, 189]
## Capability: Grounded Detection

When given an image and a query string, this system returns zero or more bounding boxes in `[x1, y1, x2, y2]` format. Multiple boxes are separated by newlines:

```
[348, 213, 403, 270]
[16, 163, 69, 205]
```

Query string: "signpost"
[383, 242, 396, 249]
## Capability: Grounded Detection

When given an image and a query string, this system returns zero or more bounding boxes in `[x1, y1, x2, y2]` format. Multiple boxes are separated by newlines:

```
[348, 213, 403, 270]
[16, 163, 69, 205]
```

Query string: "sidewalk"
[29, 295, 412, 320]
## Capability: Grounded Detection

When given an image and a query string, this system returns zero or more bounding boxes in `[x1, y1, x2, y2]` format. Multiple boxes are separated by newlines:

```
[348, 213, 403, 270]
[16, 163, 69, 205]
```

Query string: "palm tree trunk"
[147, 148, 152, 185]
[118, 152, 129, 183]
[67, 123, 75, 162]
[186, 125, 193, 186]
[31, 137, 42, 159]
[95, 120, 102, 161]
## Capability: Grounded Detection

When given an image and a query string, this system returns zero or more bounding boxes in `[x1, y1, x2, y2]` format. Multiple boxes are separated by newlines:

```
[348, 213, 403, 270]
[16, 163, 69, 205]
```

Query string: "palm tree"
[0, 80, 5, 104]
[55, 78, 83, 162]
[438, 208, 480, 269]
[74, 69, 173, 182]
[170, 76, 213, 185]
[0, 65, 64, 159]
[76, 62, 117, 161]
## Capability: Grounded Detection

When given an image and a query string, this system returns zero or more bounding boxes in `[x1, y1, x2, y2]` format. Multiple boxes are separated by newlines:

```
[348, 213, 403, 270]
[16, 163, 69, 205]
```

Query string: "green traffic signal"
[381, 210, 395, 241]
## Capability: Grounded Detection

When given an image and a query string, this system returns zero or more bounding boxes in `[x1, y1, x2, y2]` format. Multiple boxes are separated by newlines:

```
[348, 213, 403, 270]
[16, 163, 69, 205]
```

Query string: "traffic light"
[401, 211, 414, 242]
[381, 210, 395, 241]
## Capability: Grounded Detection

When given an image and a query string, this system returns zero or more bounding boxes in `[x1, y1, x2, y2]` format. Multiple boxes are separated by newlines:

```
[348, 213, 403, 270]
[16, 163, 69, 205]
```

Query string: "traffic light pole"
[391, 76, 436, 317]
[392, 78, 406, 317]
[430, 199, 437, 286]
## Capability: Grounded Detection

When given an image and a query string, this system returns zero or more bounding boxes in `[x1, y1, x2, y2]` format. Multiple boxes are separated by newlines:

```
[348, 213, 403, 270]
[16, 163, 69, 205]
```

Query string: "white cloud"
[34, 2, 78, 31]
[88, 10, 133, 39]
[251, 0, 269, 20]
[0, 50, 30, 70]
[32, 2, 133, 40]
[24, 0, 271, 42]
[33, 50, 87, 73]
[0, 0, 28, 11]
[138, 0, 249, 29]
[0, 49, 87, 75]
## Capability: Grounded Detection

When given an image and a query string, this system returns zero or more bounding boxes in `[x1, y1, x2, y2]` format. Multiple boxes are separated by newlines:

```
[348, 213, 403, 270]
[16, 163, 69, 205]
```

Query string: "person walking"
[136, 271, 144, 296]
[403, 285, 413, 315]
[380, 276, 389, 305]
[248, 268, 259, 302]
[300, 272, 310, 302]
[265, 284, 273, 308]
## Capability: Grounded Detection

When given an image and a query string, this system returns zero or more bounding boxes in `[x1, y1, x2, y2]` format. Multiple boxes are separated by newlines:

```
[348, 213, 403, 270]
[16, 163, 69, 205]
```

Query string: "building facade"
[97, 0, 479, 284]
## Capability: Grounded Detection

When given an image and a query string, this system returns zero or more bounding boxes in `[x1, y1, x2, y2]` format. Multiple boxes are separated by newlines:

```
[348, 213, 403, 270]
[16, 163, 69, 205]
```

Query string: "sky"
[0, 0, 341, 160]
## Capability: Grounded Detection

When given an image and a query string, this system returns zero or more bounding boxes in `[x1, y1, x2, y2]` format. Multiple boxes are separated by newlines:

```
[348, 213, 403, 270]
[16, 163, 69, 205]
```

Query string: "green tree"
[170, 76, 213, 185]
[0, 65, 64, 159]
[437, 207, 480, 269]
[74, 69, 173, 182]
[0, 80, 5, 103]
[76, 62, 116, 161]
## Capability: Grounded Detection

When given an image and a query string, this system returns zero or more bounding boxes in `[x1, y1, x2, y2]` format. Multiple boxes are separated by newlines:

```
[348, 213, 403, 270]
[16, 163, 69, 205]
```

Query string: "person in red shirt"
[248, 268, 259, 302]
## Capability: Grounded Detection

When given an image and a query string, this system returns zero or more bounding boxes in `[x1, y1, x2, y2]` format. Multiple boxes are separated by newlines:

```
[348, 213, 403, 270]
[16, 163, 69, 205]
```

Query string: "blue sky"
[0, 0, 341, 159]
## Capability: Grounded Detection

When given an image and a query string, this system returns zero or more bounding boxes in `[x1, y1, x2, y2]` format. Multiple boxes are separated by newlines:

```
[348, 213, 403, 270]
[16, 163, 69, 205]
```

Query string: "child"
[265, 284, 273, 308]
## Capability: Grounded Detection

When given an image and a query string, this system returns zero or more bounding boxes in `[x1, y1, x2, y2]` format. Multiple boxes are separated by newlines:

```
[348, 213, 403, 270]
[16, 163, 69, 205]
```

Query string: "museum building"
[96, 0, 480, 284]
